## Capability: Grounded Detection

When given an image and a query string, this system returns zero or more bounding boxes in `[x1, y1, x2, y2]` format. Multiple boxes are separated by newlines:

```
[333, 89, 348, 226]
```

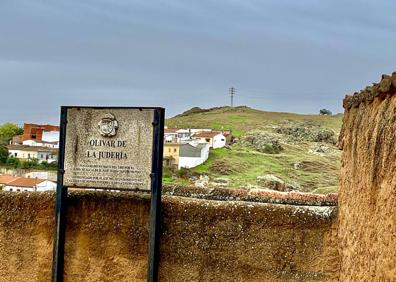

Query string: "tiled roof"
[7, 144, 58, 153]
[0, 175, 18, 185]
[193, 132, 222, 138]
[165, 128, 178, 133]
[6, 177, 46, 188]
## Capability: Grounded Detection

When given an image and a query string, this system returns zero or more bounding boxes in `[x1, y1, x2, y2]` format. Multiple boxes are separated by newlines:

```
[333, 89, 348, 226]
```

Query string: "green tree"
[23, 158, 40, 169]
[6, 156, 20, 168]
[319, 109, 332, 115]
[0, 123, 23, 144]
[0, 147, 8, 163]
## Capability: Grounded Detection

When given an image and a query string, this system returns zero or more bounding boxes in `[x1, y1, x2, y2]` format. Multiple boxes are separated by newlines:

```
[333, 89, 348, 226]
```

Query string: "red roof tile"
[194, 132, 222, 138]
[165, 128, 178, 133]
[0, 175, 18, 185]
[6, 177, 46, 188]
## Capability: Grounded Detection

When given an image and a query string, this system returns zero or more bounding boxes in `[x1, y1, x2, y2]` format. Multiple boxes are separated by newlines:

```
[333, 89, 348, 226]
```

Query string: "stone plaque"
[63, 108, 154, 190]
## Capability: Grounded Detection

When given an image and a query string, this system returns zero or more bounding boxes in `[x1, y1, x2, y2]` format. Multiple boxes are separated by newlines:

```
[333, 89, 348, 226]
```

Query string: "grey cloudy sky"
[0, 0, 395, 124]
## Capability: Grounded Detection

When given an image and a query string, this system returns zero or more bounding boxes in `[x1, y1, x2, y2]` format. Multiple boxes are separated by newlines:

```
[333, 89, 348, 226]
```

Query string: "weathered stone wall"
[338, 73, 396, 281]
[0, 191, 338, 281]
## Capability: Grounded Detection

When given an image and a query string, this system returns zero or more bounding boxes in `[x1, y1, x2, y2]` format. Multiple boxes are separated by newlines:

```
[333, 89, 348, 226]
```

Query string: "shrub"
[0, 146, 8, 164]
[276, 125, 337, 145]
[240, 131, 283, 154]
[6, 156, 20, 168]
[319, 109, 332, 115]
[176, 167, 191, 178]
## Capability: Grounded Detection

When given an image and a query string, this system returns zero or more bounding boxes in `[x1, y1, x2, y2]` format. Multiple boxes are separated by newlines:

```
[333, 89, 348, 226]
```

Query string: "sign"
[63, 108, 155, 190]
[51, 106, 165, 282]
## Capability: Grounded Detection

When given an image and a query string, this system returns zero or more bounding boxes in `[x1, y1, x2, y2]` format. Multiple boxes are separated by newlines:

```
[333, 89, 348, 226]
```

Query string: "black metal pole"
[51, 107, 68, 282]
[147, 108, 165, 282]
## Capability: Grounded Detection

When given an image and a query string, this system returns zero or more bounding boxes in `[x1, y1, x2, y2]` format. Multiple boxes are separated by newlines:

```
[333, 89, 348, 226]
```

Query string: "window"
[32, 134, 36, 139]
[221, 139, 225, 141]
[14, 153, 17, 157]
[174, 148, 177, 153]
[169, 148, 171, 153]
[206, 138, 210, 142]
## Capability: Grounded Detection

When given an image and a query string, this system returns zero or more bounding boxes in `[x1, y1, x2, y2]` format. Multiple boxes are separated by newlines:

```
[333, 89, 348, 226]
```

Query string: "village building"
[0, 175, 18, 190]
[7, 144, 58, 163]
[176, 129, 192, 142]
[10, 135, 22, 145]
[21, 123, 60, 142]
[164, 128, 214, 143]
[163, 140, 210, 169]
[192, 132, 227, 149]
[179, 142, 210, 169]
[4, 177, 56, 192]
[22, 139, 59, 149]
[164, 128, 178, 143]
[163, 143, 180, 169]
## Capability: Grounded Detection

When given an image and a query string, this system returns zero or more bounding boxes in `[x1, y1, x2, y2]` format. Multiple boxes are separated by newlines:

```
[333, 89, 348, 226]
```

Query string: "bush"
[6, 156, 20, 168]
[0, 146, 8, 164]
[24, 158, 40, 169]
[319, 109, 332, 115]
[276, 125, 337, 145]
[312, 129, 337, 144]
[240, 131, 283, 154]
[176, 167, 191, 178]
[210, 159, 234, 175]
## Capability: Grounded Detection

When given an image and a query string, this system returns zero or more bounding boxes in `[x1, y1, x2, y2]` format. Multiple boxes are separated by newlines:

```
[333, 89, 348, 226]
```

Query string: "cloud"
[0, 1, 395, 123]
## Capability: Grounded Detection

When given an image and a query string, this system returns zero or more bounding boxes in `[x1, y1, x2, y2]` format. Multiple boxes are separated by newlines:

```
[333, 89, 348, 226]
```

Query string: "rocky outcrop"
[256, 174, 298, 192]
[338, 72, 396, 281]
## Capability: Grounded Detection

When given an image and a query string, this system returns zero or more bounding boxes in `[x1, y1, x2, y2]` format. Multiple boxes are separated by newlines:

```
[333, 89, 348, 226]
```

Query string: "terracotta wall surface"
[338, 76, 396, 281]
[0, 191, 338, 282]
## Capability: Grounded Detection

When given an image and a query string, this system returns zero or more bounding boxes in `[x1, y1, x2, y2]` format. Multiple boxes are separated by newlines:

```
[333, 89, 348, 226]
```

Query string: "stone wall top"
[162, 184, 337, 206]
[343, 72, 396, 110]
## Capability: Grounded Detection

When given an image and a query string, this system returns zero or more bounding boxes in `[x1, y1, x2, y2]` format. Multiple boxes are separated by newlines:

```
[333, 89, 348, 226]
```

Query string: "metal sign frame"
[51, 106, 165, 282]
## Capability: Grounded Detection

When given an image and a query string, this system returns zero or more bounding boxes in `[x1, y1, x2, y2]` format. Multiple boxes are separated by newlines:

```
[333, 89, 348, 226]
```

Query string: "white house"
[22, 140, 59, 149]
[4, 177, 56, 192]
[192, 132, 226, 149]
[190, 129, 212, 134]
[178, 142, 210, 169]
[164, 128, 178, 143]
[7, 144, 58, 163]
[176, 129, 192, 142]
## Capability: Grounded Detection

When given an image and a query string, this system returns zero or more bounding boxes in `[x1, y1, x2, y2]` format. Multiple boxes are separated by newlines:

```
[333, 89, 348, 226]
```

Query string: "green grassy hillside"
[166, 106, 343, 193]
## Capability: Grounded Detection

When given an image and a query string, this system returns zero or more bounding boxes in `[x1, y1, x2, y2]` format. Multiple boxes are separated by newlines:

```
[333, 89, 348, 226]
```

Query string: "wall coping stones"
[343, 72, 396, 110]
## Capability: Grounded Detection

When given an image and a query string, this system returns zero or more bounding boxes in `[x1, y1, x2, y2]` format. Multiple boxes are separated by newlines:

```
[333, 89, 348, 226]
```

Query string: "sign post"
[51, 106, 165, 282]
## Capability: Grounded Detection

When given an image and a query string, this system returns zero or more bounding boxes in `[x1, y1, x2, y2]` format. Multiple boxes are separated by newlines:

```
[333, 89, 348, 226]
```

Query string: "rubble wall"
[0, 191, 338, 282]
[338, 73, 396, 281]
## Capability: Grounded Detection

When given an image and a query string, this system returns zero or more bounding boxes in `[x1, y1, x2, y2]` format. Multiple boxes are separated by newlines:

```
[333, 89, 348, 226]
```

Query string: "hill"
[166, 106, 343, 194]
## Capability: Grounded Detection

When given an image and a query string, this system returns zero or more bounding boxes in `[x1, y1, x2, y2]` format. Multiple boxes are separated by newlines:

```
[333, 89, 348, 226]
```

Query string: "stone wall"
[0, 191, 338, 282]
[338, 73, 396, 281]
[0, 167, 57, 181]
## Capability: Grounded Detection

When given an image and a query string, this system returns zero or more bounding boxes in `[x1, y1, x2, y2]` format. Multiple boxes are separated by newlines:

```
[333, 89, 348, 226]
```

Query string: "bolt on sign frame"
[51, 106, 165, 282]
